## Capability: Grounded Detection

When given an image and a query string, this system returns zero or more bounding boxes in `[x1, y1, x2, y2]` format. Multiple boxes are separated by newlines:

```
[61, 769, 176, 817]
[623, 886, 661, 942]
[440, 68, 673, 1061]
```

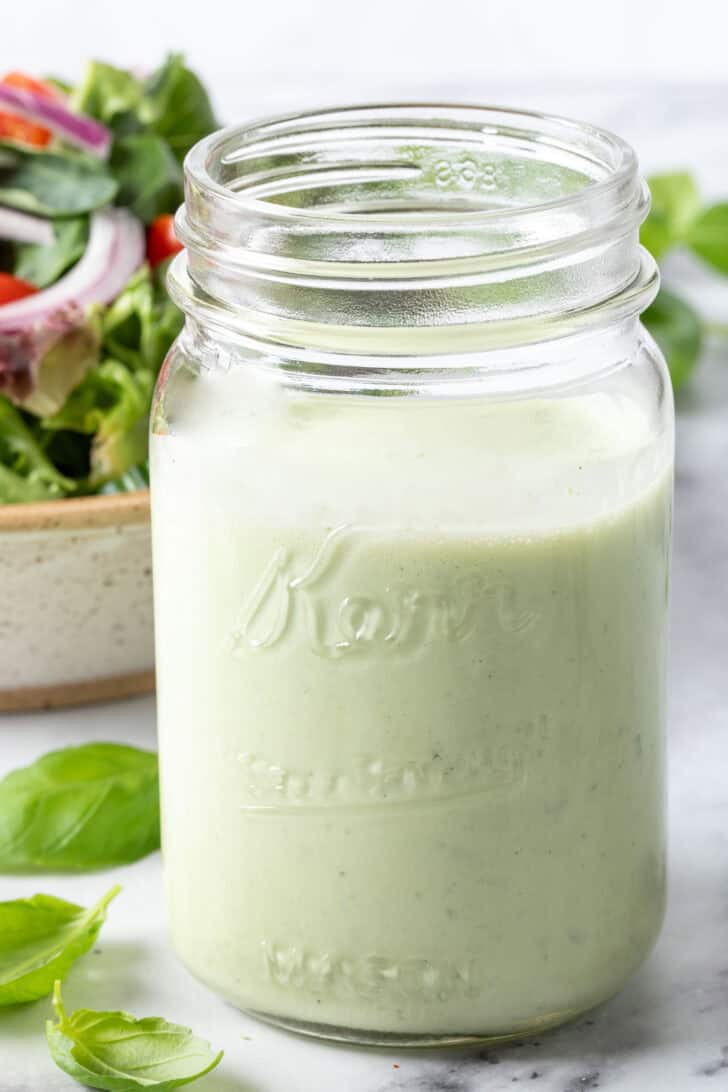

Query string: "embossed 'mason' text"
[227, 525, 538, 659]
[261, 940, 477, 1004]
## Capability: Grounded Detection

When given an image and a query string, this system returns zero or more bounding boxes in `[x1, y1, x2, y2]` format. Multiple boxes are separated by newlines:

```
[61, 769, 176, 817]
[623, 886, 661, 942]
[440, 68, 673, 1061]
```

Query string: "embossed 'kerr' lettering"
[227, 525, 538, 659]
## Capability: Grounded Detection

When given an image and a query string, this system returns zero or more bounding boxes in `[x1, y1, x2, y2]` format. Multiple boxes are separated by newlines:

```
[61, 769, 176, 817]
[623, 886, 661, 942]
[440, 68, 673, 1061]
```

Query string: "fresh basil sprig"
[641, 172, 701, 261]
[687, 202, 728, 275]
[640, 171, 728, 390]
[0, 886, 119, 1006]
[0, 743, 160, 872]
[47, 981, 224, 1091]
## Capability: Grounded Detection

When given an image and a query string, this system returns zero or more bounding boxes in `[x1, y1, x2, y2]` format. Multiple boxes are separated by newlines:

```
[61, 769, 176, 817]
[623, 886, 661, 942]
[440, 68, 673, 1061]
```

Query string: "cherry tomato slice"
[0, 272, 39, 305]
[147, 214, 183, 267]
[2, 71, 61, 100]
[0, 110, 52, 147]
[0, 72, 59, 147]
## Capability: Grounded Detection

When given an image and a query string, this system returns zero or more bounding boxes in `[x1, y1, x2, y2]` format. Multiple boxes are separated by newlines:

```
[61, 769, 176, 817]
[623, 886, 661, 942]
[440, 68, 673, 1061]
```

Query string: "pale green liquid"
[152, 377, 671, 1039]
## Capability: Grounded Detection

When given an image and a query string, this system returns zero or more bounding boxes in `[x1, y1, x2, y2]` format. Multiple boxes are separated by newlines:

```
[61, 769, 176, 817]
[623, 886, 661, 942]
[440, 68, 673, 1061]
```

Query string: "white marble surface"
[2, 88, 728, 1091]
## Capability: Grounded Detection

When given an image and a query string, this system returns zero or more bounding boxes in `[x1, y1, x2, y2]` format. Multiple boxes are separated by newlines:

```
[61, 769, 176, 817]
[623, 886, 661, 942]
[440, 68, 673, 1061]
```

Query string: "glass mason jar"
[151, 105, 673, 1047]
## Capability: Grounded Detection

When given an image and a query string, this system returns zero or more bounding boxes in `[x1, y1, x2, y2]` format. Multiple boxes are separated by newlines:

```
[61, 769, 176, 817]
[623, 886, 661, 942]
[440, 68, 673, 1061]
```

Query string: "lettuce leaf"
[40, 429, 92, 482]
[43, 361, 154, 486]
[33, 264, 181, 487]
[99, 463, 149, 494]
[101, 262, 183, 372]
[69, 61, 144, 138]
[0, 398, 74, 502]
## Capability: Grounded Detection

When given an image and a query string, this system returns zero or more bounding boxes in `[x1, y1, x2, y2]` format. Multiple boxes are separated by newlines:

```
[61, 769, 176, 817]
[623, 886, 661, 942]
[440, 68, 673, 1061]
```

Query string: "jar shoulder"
[151, 324, 673, 537]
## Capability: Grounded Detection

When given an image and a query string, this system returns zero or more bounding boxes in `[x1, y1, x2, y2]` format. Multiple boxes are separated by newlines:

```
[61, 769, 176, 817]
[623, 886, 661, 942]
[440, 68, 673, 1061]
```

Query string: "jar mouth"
[174, 103, 657, 354]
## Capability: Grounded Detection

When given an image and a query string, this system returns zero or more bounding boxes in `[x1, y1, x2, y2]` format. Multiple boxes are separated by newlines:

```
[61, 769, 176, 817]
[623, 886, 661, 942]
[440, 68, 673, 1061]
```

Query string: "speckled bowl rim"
[0, 489, 151, 532]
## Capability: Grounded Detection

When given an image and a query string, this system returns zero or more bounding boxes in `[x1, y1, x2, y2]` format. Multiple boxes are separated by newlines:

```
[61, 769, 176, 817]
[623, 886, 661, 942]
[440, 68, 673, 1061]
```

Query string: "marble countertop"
[2, 87, 728, 1092]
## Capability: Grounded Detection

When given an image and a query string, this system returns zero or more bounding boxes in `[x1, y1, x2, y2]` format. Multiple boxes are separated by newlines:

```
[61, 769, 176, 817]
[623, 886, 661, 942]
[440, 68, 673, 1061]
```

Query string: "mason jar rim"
[183, 102, 639, 230]
[172, 102, 658, 357]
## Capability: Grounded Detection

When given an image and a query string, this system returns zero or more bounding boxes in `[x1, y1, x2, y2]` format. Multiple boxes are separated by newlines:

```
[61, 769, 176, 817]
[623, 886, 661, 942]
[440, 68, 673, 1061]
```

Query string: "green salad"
[0, 56, 216, 503]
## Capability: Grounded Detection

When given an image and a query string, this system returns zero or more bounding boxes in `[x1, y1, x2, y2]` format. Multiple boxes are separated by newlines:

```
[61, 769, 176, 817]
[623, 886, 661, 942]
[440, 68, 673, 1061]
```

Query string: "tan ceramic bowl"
[0, 491, 154, 711]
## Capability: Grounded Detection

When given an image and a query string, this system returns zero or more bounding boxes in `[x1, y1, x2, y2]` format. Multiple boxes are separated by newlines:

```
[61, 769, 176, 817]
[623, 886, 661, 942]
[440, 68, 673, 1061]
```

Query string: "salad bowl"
[0, 489, 153, 710]
[0, 55, 218, 707]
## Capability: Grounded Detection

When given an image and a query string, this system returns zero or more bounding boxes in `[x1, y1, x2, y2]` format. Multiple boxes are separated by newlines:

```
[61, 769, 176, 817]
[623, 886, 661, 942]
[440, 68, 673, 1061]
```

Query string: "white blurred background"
[4, 0, 727, 306]
[5, 0, 727, 83]
[4, 0, 727, 114]
[4, 0, 727, 190]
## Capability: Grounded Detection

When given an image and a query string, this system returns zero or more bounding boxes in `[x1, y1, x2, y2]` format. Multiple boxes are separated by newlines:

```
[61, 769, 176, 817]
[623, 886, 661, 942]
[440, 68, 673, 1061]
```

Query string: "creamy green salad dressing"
[152, 367, 671, 1037]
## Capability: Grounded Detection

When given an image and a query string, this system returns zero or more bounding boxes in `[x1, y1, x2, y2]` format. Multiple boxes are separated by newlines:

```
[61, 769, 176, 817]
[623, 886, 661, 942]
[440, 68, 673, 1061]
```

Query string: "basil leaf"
[0, 743, 160, 872]
[642, 287, 703, 391]
[14, 216, 89, 288]
[0, 143, 118, 218]
[140, 54, 218, 162]
[110, 134, 184, 225]
[0, 886, 119, 1006]
[47, 982, 224, 1091]
[641, 172, 700, 260]
[686, 201, 728, 275]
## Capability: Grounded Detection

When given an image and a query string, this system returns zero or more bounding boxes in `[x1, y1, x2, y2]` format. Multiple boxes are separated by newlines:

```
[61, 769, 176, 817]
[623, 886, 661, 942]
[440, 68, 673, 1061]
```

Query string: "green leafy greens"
[0, 399, 73, 502]
[139, 53, 218, 164]
[0, 258, 181, 501]
[70, 62, 146, 138]
[0, 886, 119, 1006]
[45, 360, 154, 486]
[686, 202, 728, 275]
[0, 53, 215, 505]
[109, 134, 184, 224]
[640, 171, 728, 389]
[641, 172, 701, 261]
[0, 143, 117, 218]
[72, 54, 217, 222]
[101, 260, 184, 373]
[642, 287, 704, 392]
[0, 743, 160, 872]
[47, 982, 224, 1091]
[41, 263, 181, 485]
[13, 217, 90, 288]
